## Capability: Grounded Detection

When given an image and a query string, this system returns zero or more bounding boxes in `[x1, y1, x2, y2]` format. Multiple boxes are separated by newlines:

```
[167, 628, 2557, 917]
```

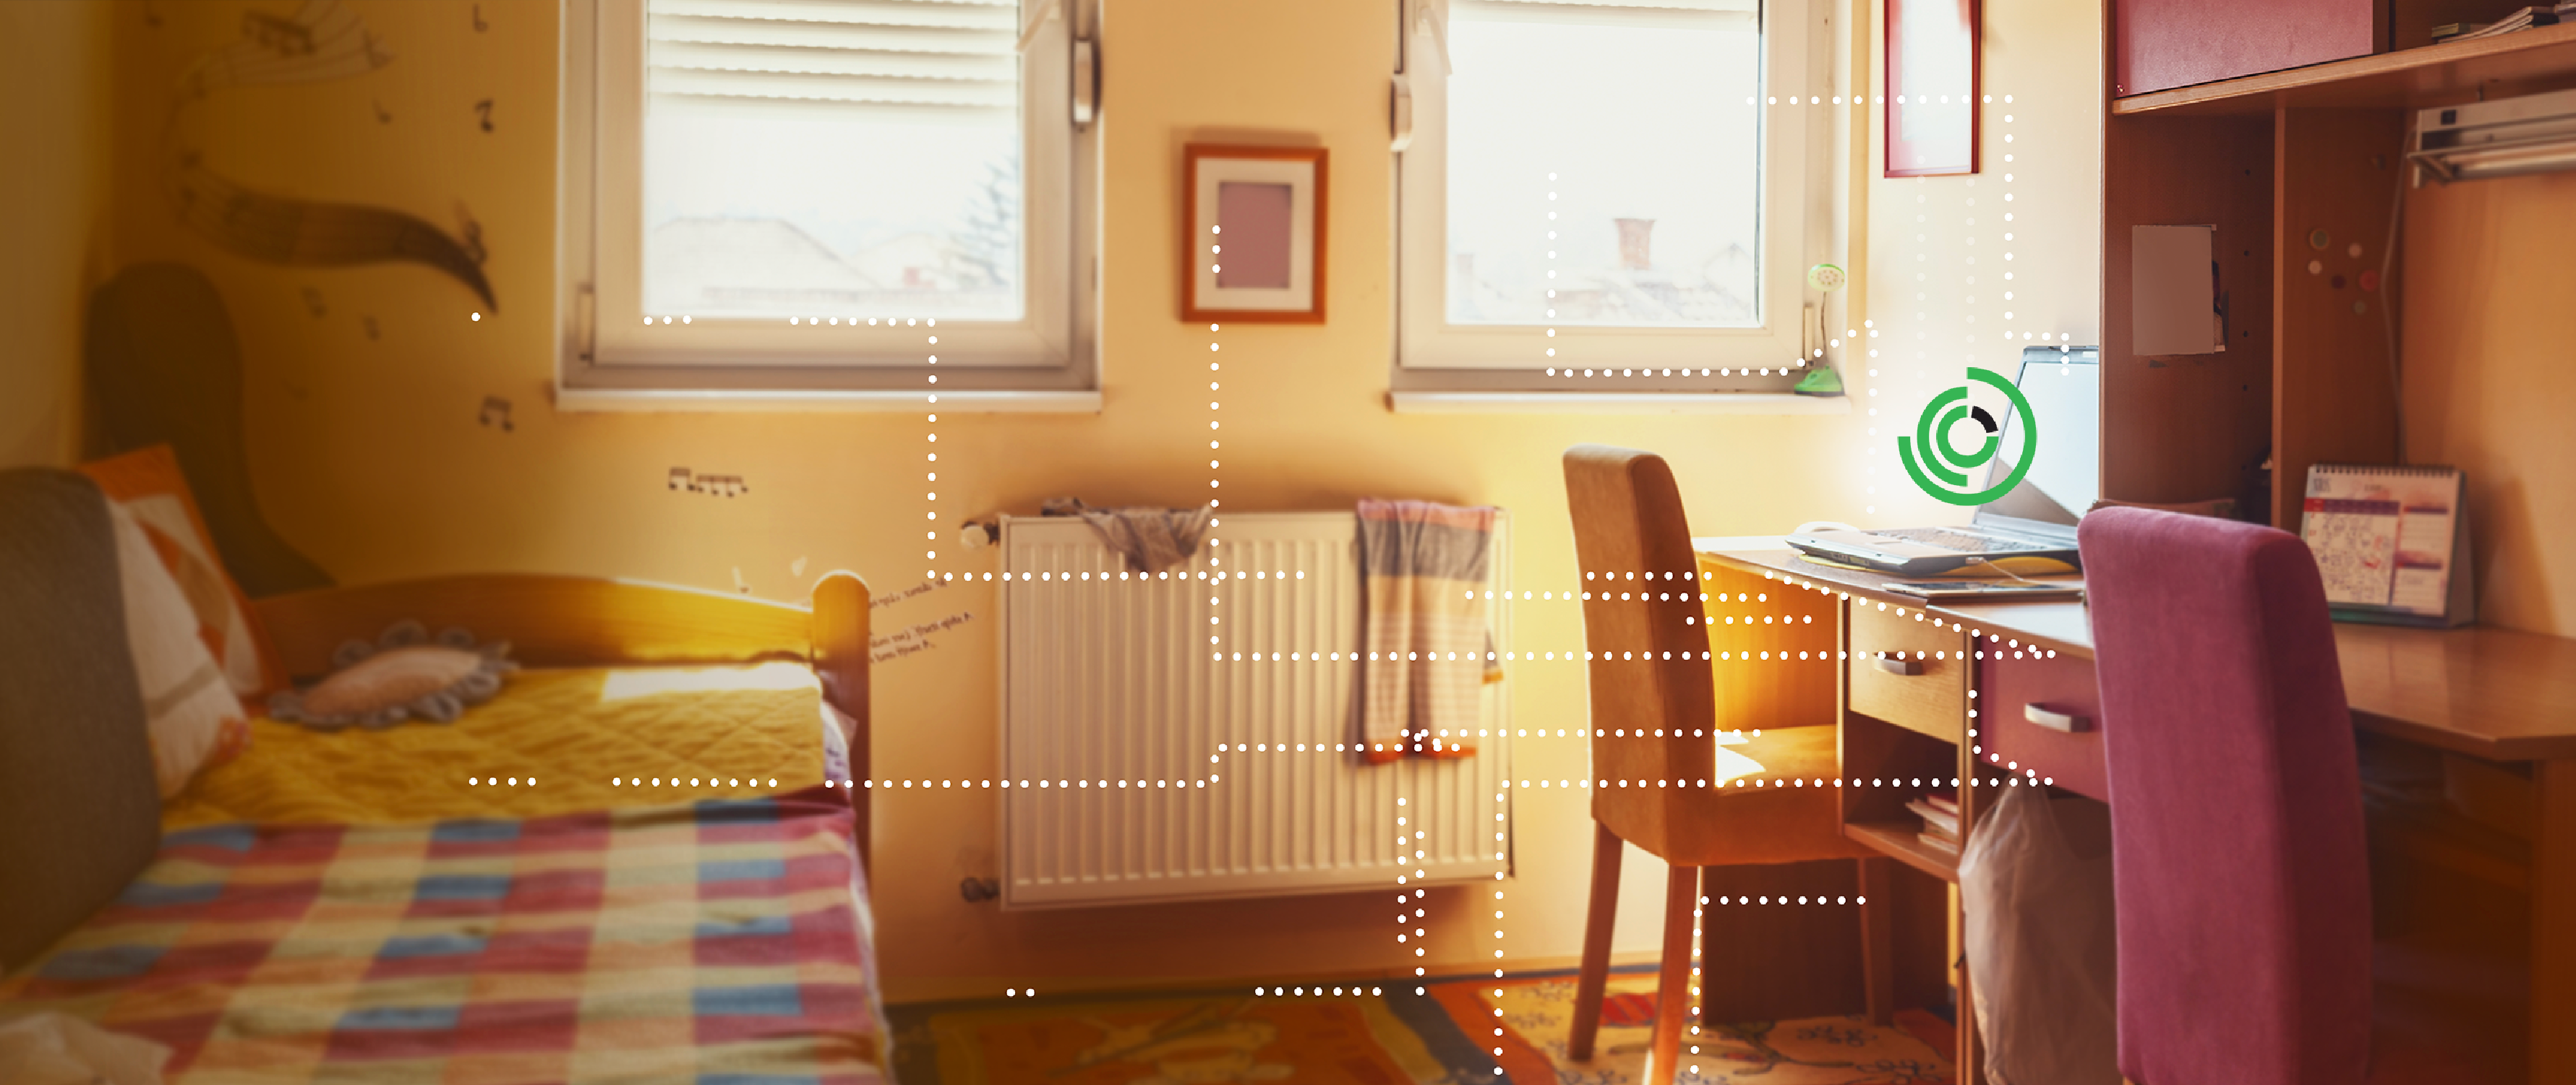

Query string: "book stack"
[1906, 792, 1961, 854]
[2434, 3, 2576, 43]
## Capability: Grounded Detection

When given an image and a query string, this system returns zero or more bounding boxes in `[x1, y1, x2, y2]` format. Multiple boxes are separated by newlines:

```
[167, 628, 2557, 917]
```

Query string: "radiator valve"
[958, 520, 999, 551]
[959, 876, 1001, 903]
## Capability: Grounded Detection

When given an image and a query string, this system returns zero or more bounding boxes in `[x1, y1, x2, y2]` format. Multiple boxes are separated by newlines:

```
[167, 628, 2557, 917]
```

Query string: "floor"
[886, 965, 1956, 1085]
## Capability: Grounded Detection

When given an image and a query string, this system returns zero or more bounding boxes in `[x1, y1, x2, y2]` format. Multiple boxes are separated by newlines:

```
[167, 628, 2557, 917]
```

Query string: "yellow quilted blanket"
[163, 662, 834, 829]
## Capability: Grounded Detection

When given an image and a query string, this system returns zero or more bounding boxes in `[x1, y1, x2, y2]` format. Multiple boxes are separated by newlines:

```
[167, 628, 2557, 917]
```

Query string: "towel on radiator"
[1357, 499, 1502, 763]
[1041, 497, 1215, 574]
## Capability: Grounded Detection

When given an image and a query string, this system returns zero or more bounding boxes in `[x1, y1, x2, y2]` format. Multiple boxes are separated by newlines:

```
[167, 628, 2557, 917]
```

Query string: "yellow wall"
[2400, 173, 2576, 638]
[98, 0, 2103, 1000]
[0, 0, 111, 470]
[1864, 0, 2103, 518]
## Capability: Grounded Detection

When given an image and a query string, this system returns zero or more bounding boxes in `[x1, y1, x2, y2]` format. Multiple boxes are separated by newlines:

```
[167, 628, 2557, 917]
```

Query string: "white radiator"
[999, 511, 1512, 908]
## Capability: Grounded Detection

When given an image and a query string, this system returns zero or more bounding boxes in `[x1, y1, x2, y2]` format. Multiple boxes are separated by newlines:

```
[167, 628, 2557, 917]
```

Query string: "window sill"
[554, 387, 1104, 413]
[1385, 392, 1852, 416]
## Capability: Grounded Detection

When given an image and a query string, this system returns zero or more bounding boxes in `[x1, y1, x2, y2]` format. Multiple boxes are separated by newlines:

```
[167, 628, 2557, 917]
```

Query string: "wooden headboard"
[252, 571, 873, 872]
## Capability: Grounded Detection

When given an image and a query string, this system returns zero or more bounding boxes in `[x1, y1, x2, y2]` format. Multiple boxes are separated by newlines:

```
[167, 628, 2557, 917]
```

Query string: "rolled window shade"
[646, 0, 1020, 116]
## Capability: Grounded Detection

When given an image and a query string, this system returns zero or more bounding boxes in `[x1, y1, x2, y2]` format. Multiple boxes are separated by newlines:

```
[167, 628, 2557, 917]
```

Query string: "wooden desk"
[1693, 538, 2575, 1085]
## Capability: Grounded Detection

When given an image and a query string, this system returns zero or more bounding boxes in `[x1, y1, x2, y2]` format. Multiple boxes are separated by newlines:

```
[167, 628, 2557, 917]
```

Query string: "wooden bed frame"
[250, 572, 873, 872]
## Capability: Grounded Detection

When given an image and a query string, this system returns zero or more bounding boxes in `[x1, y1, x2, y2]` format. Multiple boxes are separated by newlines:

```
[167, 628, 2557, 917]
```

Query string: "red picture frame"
[1885, 0, 1982, 178]
[1181, 145, 1328, 325]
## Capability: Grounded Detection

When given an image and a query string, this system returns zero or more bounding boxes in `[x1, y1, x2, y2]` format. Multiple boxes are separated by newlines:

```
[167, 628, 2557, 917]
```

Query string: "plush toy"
[266, 620, 515, 730]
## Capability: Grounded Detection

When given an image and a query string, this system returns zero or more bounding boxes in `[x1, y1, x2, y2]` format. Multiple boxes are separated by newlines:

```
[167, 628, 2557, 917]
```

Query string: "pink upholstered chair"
[2079, 507, 2507, 1085]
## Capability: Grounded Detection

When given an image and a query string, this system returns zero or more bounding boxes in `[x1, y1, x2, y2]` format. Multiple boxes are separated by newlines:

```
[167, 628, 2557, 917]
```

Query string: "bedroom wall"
[0, 0, 112, 470]
[98, 0, 2102, 1000]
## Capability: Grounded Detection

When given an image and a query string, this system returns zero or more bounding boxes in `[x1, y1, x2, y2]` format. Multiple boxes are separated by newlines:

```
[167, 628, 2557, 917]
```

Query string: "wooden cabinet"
[1979, 649, 2112, 802]
[1848, 602, 1969, 743]
[2113, 0, 2378, 96]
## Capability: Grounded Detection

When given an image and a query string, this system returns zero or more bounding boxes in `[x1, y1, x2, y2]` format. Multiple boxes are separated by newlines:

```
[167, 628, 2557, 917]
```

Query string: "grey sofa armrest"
[0, 469, 161, 971]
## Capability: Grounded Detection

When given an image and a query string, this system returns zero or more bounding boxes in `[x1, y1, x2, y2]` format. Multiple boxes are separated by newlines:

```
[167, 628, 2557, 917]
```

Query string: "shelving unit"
[2103, 22, 2576, 528]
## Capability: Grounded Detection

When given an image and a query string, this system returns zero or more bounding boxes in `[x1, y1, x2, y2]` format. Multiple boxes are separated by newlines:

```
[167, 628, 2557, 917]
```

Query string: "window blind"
[646, 0, 1019, 115]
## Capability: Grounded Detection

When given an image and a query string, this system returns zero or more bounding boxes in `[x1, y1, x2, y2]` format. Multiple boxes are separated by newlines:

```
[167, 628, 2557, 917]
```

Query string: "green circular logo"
[1899, 367, 2037, 507]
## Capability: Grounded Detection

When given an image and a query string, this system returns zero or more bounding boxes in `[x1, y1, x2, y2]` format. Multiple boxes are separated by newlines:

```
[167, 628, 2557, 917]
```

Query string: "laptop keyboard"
[1876, 526, 2048, 554]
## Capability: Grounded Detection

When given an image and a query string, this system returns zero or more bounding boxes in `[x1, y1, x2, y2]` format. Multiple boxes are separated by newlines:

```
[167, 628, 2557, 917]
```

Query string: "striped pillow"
[108, 503, 249, 798]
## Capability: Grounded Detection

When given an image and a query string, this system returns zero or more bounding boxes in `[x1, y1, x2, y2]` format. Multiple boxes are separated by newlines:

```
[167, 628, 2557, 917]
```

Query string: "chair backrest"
[1562, 445, 1716, 851]
[2078, 507, 2371, 1085]
[0, 469, 164, 971]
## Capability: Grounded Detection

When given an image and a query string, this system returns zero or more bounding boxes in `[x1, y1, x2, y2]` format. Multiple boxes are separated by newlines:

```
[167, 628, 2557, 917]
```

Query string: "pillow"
[78, 445, 283, 697]
[108, 502, 252, 798]
[268, 621, 515, 730]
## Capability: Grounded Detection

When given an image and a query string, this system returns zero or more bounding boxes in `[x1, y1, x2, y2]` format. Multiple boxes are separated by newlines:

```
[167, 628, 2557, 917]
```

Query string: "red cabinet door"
[2114, 0, 2378, 96]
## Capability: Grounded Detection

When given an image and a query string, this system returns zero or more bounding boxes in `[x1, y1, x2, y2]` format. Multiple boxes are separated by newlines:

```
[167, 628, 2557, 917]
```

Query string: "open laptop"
[1789, 346, 2100, 575]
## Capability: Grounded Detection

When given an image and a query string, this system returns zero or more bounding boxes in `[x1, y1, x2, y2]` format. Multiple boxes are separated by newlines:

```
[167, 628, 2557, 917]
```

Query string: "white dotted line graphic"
[598, 777, 782, 789]
[923, 319, 941, 579]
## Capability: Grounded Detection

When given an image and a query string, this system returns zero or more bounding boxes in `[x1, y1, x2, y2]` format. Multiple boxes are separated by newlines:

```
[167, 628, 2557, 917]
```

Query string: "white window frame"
[555, 0, 1102, 411]
[1390, 0, 1841, 408]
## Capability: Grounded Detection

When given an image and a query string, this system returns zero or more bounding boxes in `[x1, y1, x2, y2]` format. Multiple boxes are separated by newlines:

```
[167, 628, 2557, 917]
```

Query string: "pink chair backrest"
[2077, 507, 2372, 1085]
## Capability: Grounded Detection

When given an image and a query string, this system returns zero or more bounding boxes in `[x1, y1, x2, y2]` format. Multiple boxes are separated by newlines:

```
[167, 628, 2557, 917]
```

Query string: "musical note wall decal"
[477, 396, 513, 432]
[473, 4, 489, 31]
[300, 286, 327, 316]
[168, 159, 497, 312]
[666, 468, 750, 497]
[372, 99, 391, 124]
[163, 1, 497, 311]
[362, 315, 380, 340]
[240, 11, 316, 56]
[474, 100, 493, 133]
[181, 0, 390, 95]
[732, 567, 751, 595]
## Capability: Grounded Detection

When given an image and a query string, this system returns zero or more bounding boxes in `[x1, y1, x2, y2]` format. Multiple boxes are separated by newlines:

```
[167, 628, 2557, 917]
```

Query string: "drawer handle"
[1873, 656, 1923, 677]
[2024, 703, 2092, 733]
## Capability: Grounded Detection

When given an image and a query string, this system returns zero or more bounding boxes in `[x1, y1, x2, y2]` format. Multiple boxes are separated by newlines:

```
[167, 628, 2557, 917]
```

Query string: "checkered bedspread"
[0, 788, 885, 1084]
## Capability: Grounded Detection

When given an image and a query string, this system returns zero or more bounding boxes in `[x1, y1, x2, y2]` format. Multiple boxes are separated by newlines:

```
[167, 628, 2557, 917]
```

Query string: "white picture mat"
[1194, 157, 1316, 312]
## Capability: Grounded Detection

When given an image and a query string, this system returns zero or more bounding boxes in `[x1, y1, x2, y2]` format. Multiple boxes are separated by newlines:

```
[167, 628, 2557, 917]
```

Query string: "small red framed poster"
[1886, 0, 1980, 177]
[1182, 144, 1327, 324]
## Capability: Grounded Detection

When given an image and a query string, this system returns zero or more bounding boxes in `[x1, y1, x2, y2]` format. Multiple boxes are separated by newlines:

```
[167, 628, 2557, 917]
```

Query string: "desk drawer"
[1979, 649, 2108, 801]
[1848, 601, 1966, 742]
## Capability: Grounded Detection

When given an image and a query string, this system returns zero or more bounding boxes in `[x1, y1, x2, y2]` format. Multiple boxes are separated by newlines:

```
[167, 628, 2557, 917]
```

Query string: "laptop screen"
[1974, 346, 2100, 531]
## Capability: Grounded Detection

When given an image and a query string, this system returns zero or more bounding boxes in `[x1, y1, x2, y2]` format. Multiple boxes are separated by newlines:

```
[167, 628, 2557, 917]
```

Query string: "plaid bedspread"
[0, 788, 885, 1084]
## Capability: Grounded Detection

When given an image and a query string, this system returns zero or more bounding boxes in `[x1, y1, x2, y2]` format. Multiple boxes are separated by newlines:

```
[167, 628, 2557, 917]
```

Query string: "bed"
[0, 558, 884, 1084]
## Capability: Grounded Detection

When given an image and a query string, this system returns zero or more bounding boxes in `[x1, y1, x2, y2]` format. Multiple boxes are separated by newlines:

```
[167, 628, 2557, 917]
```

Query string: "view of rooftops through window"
[1445, 0, 1763, 327]
[641, 0, 1025, 321]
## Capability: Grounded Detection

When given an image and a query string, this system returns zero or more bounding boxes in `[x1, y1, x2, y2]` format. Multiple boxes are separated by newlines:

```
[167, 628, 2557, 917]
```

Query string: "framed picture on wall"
[1886, 0, 1980, 177]
[1182, 145, 1327, 324]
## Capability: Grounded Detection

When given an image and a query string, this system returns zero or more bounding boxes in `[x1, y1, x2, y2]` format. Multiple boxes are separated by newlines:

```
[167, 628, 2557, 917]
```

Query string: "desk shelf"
[1847, 820, 1961, 883]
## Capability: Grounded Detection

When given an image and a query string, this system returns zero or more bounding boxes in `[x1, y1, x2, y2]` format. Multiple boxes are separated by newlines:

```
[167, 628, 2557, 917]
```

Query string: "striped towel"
[1356, 499, 1502, 763]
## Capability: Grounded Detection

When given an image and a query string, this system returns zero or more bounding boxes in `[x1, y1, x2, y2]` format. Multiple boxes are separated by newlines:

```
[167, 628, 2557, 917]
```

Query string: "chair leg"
[1646, 862, 1698, 1085]
[1567, 822, 1623, 1062]
[1858, 857, 1895, 1026]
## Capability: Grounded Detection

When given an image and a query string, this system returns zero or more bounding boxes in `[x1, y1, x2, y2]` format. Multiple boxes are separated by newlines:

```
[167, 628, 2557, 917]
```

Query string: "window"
[558, 0, 1100, 407]
[1393, 0, 1832, 401]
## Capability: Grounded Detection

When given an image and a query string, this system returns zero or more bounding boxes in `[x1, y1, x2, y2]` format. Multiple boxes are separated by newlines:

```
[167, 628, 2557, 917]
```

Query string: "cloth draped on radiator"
[1356, 499, 1502, 763]
[1041, 497, 1215, 575]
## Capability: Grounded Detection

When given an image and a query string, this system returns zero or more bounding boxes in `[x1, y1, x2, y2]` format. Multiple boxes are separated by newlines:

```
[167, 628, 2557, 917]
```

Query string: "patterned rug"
[888, 966, 1954, 1085]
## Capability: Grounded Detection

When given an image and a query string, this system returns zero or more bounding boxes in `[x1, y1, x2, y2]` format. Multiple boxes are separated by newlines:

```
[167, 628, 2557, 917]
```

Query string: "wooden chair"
[1562, 445, 1888, 1085]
